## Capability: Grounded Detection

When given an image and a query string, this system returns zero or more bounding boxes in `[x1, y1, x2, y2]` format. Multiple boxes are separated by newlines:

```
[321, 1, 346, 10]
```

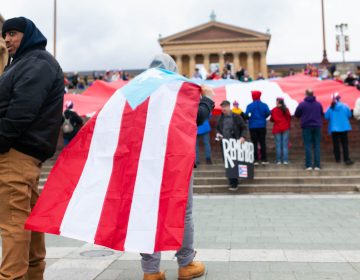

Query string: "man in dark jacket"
[295, 89, 324, 170]
[217, 100, 248, 191]
[0, 17, 64, 279]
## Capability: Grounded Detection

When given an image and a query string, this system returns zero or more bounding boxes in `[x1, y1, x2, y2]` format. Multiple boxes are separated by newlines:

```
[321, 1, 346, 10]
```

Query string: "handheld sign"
[222, 139, 254, 179]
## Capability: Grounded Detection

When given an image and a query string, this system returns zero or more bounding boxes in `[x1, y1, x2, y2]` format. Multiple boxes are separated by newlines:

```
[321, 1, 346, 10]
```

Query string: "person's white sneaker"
[276, 161, 282, 165]
[306, 167, 312, 171]
[314, 167, 321, 171]
[283, 161, 289, 165]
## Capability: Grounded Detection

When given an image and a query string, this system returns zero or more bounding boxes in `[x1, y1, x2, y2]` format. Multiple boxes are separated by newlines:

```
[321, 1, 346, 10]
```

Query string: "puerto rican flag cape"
[25, 68, 200, 253]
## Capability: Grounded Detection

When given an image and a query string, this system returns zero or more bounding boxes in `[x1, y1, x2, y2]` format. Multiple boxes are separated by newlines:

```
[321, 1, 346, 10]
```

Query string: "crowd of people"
[305, 63, 360, 89]
[196, 89, 359, 190]
[192, 64, 272, 82]
[64, 70, 132, 92]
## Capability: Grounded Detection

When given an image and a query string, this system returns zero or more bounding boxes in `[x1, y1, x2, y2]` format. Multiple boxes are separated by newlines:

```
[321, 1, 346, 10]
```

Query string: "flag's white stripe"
[124, 82, 182, 253]
[59, 89, 127, 242]
[225, 80, 299, 114]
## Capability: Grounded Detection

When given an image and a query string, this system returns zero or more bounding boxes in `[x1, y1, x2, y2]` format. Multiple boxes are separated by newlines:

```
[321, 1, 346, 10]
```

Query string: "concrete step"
[195, 162, 360, 170]
[193, 184, 360, 194]
[194, 176, 360, 185]
[194, 169, 360, 177]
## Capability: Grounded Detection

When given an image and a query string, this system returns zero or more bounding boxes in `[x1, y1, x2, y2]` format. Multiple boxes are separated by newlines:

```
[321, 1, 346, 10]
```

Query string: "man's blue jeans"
[196, 133, 211, 163]
[302, 127, 321, 168]
[274, 130, 289, 163]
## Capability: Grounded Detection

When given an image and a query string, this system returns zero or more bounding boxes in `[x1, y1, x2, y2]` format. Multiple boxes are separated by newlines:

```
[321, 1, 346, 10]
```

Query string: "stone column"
[233, 52, 240, 72]
[203, 53, 210, 73]
[176, 54, 183, 75]
[260, 51, 268, 78]
[247, 52, 254, 79]
[189, 54, 196, 78]
[219, 53, 225, 73]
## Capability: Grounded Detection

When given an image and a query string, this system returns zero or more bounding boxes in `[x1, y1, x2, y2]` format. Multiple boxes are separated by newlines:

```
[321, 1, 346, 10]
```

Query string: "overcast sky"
[1, 0, 359, 71]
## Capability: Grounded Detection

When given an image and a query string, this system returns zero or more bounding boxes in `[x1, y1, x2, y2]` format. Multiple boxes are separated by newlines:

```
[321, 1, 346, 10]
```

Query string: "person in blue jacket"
[325, 93, 354, 165]
[245, 90, 270, 165]
[196, 116, 212, 165]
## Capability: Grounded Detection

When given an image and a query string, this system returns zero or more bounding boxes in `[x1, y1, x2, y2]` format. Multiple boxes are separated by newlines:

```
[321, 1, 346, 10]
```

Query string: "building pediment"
[159, 21, 270, 46]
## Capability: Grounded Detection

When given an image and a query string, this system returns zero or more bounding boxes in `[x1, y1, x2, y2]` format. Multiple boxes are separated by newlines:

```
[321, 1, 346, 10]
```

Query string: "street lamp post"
[320, 0, 329, 66]
[335, 23, 348, 64]
[53, 0, 57, 59]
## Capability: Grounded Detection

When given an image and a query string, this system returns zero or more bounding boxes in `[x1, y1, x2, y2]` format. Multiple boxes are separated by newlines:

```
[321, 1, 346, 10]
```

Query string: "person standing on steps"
[324, 93, 354, 165]
[245, 91, 270, 165]
[295, 89, 324, 171]
[270, 97, 291, 165]
[216, 100, 248, 191]
[195, 115, 212, 165]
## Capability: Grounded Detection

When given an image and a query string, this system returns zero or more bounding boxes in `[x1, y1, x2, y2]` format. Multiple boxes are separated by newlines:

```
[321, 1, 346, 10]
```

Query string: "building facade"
[159, 18, 271, 79]
[0, 14, 8, 74]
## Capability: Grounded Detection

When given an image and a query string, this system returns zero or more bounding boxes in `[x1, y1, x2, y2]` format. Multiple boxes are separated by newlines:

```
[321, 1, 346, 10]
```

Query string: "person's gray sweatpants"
[140, 174, 195, 273]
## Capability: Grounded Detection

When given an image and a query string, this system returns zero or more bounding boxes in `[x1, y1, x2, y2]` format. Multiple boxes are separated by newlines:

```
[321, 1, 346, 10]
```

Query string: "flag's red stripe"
[25, 115, 98, 234]
[154, 83, 200, 251]
[94, 100, 149, 250]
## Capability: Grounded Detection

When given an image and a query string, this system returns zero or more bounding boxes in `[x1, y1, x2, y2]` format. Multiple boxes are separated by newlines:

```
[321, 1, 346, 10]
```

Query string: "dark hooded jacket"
[0, 17, 64, 161]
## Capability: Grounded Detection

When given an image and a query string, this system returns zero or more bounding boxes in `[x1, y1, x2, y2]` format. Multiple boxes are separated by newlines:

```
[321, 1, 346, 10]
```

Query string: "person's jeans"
[196, 133, 211, 163]
[250, 128, 267, 161]
[332, 131, 350, 162]
[302, 128, 321, 168]
[140, 175, 195, 273]
[0, 149, 45, 280]
[274, 130, 289, 162]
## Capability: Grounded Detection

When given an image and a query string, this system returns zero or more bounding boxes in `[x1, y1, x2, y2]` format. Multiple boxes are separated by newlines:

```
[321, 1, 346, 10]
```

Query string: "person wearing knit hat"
[325, 93, 354, 165]
[245, 90, 271, 165]
[0, 17, 64, 279]
[232, 100, 246, 120]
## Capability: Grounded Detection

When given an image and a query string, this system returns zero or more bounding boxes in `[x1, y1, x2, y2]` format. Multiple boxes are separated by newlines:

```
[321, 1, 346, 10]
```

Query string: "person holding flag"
[141, 54, 215, 280]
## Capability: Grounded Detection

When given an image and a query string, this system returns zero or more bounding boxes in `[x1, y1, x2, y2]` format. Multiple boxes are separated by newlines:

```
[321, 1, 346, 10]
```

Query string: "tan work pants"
[0, 149, 45, 280]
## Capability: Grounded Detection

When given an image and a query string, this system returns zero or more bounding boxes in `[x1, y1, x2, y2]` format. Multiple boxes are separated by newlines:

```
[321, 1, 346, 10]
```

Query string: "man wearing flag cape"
[140, 54, 215, 280]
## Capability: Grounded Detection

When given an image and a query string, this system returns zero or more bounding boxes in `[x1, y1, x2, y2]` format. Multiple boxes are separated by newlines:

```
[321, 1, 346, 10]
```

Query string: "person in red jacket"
[270, 97, 291, 164]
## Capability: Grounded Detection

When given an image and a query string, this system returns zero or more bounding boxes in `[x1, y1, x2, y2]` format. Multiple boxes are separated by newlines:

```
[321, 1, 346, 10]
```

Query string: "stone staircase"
[39, 118, 360, 194]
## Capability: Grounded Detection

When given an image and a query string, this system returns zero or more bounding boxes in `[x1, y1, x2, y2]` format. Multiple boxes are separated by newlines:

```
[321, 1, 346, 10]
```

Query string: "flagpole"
[53, 0, 57, 59]
[320, 0, 329, 65]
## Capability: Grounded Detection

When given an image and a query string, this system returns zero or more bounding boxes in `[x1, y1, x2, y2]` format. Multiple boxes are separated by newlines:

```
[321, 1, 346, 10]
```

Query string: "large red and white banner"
[66, 75, 360, 117]
[26, 69, 200, 253]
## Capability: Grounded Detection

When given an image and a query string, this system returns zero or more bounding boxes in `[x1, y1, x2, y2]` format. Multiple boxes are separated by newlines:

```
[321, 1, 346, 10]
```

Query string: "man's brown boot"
[143, 271, 166, 280]
[178, 261, 205, 280]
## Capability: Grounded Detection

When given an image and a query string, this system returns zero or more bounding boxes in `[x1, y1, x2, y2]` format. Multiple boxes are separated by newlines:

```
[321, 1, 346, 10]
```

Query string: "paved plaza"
[4, 194, 360, 279]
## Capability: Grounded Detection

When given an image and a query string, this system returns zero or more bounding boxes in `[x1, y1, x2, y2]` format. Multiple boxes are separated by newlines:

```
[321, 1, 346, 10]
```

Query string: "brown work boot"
[178, 261, 205, 280]
[143, 271, 166, 280]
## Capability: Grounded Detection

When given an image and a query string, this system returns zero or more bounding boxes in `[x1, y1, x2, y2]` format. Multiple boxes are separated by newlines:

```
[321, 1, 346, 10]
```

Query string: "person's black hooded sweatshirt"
[0, 17, 64, 161]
